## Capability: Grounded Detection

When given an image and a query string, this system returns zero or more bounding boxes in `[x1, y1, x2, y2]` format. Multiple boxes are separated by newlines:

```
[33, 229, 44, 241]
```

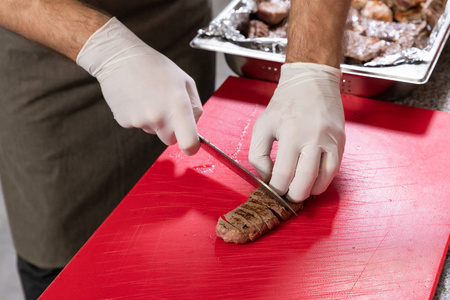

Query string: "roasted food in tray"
[344, 0, 447, 64]
[237, 0, 290, 39]
[232, 0, 447, 65]
[216, 188, 304, 244]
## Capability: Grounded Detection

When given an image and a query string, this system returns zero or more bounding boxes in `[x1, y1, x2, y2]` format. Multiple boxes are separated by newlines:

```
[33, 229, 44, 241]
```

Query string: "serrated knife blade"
[198, 134, 297, 216]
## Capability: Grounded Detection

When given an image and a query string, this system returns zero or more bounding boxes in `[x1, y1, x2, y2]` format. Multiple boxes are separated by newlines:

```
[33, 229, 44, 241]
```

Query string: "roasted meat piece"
[381, 0, 396, 8]
[360, 17, 425, 41]
[391, 0, 427, 11]
[393, 5, 425, 21]
[239, 0, 446, 64]
[224, 209, 261, 241]
[361, 1, 394, 22]
[216, 188, 303, 244]
[216, 217, 248, 244]
[380, 20, 426, 54]
[256, 1, 290, 26]
[269, 19, 289, 38]
[383, 33, 417, 55]
[345, 5, 428, 62]
[422, 0, 448, 28]
[344, 29, 388, 61]
[352, 0, 370, 10]
[347, 7, 366, 33]
[248, 20, 270, 38]
[247, 189, 295, 221]
[240, 202, 280, 230]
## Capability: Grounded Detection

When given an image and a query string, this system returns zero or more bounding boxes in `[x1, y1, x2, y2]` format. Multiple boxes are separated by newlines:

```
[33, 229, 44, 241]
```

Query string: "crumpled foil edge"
[198, 0, 449, 67]
[198, 0, 287, 53]
[364, 3, 449, 67]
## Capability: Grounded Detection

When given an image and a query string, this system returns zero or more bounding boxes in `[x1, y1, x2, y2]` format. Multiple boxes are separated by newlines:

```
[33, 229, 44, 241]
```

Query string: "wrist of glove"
[249, 62, 346, 202]
[76, 17, 203, 155]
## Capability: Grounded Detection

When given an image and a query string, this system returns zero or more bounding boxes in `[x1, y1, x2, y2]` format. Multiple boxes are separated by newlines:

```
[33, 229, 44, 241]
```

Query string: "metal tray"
[191, 0, 450, 100]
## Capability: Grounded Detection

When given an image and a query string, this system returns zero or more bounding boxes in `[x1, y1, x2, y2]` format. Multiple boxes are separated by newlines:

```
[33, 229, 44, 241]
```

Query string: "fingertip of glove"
[310, 184, 328, 196]
[179, 140, 201, 156]
[249, 156, 273, 182]
[285, 190, 309, 203]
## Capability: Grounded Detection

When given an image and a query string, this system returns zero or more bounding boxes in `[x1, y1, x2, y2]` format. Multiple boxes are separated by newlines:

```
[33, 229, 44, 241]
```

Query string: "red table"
[40, 77, 450, 299]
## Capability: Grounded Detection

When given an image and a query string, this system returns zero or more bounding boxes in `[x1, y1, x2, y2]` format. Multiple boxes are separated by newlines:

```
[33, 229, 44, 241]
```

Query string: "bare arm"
[0, 0, 205, 155]
[0, 0, 110, 61]
[286, 0, 352, 68]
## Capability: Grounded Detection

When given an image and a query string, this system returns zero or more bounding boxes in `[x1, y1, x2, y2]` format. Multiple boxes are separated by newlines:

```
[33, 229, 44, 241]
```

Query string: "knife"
[198, 134, 297, 216]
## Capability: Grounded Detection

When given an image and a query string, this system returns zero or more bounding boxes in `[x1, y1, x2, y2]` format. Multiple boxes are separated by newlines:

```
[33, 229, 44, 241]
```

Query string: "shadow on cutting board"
[130, 158, 341, 255]
[212, 182, 341, 258]
[343, 94, 435, 135]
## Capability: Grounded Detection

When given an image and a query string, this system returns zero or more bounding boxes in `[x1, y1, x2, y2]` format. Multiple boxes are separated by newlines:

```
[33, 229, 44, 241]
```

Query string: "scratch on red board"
[231, 104, 259, 160]
[346, 228, 391, 298]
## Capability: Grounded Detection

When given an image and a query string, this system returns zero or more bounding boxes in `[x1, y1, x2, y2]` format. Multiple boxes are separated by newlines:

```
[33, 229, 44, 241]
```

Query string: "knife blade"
[198, 134, 297, 216]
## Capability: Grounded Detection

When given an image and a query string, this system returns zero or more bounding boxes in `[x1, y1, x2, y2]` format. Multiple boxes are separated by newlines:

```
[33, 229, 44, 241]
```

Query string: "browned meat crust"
[359, 17, 423, 41]
[361, 1, 394, 22]
[344, 30, 388, 61]
[352, 0, 370, 10]
[345, 6, 428, 62]
[216, 188, 304, 244]
[382, 21, 426, 55]
[235, 206, 270, 234]
[269, 20, 288, 38]
[248, 20, 270, 38]
[240, 202, 280, 230]
[390, 0, 427, 11]
[216, 217, 249, 244]
[224, 209, 261, 241]
[393, 5, 424, 22]
[244, 0, 447, 64]
[256, 1, 290, 26]
[422, 0, 448, 29]
[247, 189, 293, 221]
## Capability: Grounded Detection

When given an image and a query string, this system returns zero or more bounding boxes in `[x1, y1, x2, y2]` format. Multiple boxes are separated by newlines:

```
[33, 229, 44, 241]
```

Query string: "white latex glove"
[249, 63, 346, 202]
[76, 17, 203, 155]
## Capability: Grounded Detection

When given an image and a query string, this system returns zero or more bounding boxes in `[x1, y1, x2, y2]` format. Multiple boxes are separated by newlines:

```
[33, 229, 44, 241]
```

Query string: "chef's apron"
[0, 0, 215, 268]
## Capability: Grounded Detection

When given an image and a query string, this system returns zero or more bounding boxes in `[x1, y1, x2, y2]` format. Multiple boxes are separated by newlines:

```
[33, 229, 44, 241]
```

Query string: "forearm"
[286, 0, 351, 68]
[0, 0, 110, 61]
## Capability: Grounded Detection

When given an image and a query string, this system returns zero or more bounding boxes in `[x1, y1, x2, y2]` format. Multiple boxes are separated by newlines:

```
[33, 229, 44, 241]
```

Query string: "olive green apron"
[0, 0, 215, 268]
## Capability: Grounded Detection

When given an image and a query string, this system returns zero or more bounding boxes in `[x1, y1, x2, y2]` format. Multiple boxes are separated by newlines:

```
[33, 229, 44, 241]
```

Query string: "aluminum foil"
[199, 0, 449, 67]
[198, 0, 287, 53]
[365, 3, 449, 67]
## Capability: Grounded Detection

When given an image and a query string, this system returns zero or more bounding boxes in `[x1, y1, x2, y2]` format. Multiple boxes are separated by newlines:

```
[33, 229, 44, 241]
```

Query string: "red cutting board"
[40, 77, 450, 299]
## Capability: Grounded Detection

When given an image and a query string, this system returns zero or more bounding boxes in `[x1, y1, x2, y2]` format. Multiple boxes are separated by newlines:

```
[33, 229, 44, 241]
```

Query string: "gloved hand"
[249, 63, 345, 202]
[76, 17, 203, 155]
